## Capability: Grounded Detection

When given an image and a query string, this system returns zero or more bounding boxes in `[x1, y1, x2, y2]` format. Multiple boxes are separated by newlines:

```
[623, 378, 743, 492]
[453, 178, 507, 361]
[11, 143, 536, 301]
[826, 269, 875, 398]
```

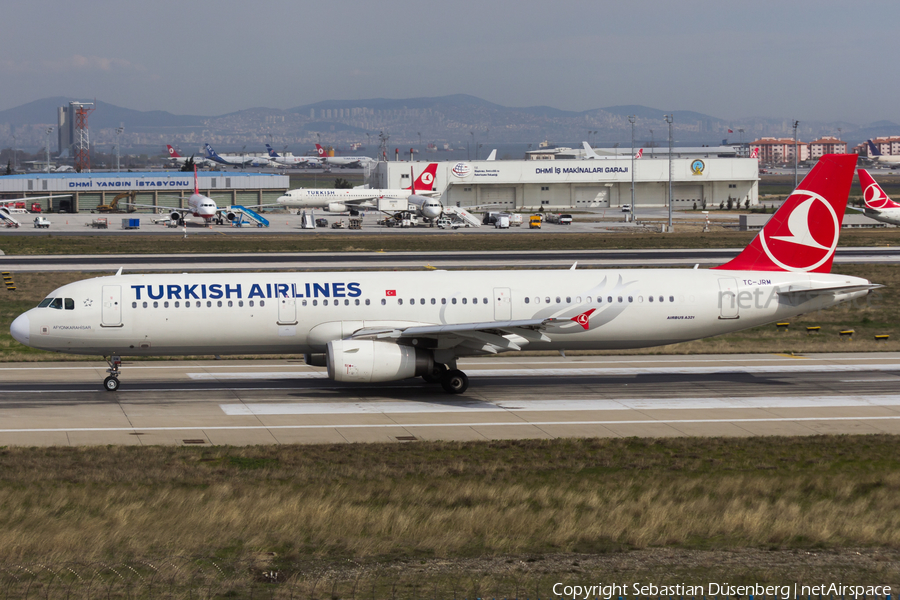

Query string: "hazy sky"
[1, 0, 896, 123]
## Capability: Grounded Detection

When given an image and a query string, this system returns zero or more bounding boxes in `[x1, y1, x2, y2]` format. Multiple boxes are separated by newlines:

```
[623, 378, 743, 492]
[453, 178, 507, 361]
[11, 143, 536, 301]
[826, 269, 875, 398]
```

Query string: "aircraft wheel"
[103, 376, 120, 392]
[440, 370, 469, 394]
[422, 363, 448, 384]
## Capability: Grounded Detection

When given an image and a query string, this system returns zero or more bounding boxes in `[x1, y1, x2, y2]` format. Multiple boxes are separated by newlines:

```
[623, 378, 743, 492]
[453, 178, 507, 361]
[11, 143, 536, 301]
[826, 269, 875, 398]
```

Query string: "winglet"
[570, 262, 577, 270]
[115, 267, 123, 276]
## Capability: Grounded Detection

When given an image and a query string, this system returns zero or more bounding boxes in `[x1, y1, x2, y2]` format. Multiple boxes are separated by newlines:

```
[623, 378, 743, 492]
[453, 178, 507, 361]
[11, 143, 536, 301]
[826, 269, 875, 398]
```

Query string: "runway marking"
[221, 395, 900, 415]
[188, 363, 900, 380]
[1, 415, 900, 434]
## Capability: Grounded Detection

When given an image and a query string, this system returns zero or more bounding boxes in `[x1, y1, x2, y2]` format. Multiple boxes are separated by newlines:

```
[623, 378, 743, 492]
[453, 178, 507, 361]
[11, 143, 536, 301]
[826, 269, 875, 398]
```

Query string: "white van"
[494, 215, 510, 229]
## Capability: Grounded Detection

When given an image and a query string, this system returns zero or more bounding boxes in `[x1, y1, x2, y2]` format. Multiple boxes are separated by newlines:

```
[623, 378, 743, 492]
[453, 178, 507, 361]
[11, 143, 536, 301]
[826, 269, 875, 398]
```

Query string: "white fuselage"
[269, 155, 320, 167]
[864, 207, 900, 226]
[277, 188, 433, 209]
[187, 193, 218, 220]
[322, 156, 375, 167]
[10, 269, 868, 358]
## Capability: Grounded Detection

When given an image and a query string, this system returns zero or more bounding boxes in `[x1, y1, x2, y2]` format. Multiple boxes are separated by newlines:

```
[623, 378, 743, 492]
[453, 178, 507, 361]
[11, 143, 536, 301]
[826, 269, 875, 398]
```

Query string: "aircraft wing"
[348, 317, 571, 353]
[123, 202, 188, 215]
[776, 283, 882, 298]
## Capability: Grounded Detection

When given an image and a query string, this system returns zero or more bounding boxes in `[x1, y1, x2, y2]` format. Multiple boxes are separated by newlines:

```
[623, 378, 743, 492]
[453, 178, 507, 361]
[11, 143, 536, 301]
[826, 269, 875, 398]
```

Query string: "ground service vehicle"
[529, 215, 542, 229]
[33, 217, 50, 228]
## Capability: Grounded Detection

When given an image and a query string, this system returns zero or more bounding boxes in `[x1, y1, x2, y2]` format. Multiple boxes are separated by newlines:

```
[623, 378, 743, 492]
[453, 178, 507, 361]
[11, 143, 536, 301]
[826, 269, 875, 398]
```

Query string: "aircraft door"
[717, 278, 739, 319]
[278, 296, 297, 325]
[494, 287, 512, 320]
[101, 285, 123, 327]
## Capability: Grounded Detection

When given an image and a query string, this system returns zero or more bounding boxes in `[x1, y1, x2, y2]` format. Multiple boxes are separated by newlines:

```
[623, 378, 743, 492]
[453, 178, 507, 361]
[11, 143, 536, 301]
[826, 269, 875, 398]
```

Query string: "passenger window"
[185, 302, 190, 308]
[381, 299, 386, 305]
[617, 297, 623, 303]
[301, 300, 307, 306]
[228, 301, 233, 307]
[164, 301, 170, 308]
[462, 298, 467, 304]
[566, 297, 571, 303]
[49, 298, 63, 309]
[38, 298, 53, 308]
[398, 299, 403, 305]
[628, 296, 633, 303]
[250, 301, 255, 307]
[658, 296, 663, 303]
[420, 299, 425, 305]
[175, 301, 180, 308]
[355, 299, 360, 306]
[206, 301, 212, 307]
[239, 301, 244, 307]
[671, 296, 676, 302]
[649, 296, 654, 303]
[364, 299, 370, 306]
[142, 302, 148, 308]
[525, 297, 530, 304]
[472, 298, 477, 304]
[153, 301, 158, 308]
[312, 300, 317, 306]
[556, 297, 561, 304]
[534, 297, 540, 304]
[217, 301, 222, 307]
[195, 301, 200, 307]
[132, 302, 137, 308]
[452, 298, 457, 305]
[345, 299, 350, 306]
[260, 301, 265, 307]
[431, 298, 436, 305]
[586, 296, 591, 303]
[483, 298, 488, 304]
[638, 296, 643, 303]
[441, 298, 446, 305]
[323, 299, 329, 306]
[65, 298, 74, 310]
[545, 297, 550, 304]
[608, 296, 613, 303]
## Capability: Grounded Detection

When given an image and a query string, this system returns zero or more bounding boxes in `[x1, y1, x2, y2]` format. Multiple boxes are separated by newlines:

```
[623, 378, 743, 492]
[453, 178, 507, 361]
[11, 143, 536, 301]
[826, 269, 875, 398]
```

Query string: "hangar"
[371, 156, 759, 211]
[0, 172, 289, 213]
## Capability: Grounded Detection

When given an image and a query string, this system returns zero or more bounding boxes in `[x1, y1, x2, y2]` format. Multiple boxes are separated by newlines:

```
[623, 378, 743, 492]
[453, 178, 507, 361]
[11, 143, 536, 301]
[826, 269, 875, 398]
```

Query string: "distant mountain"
[0, 97, 206, 130]
[0, 95, 894, 152]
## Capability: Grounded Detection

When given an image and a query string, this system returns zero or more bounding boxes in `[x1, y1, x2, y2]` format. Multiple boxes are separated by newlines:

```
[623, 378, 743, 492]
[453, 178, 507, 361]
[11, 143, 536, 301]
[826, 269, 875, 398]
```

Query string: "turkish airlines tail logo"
[315, 144, 326, 157]
[635, 148, 643, 159]
[167, 145, 180, 158]
[714, 153, 857, 273]
[750, 147, 759, 159]
[410, 164, 438, 191]
[571, 309, 596, 330]
[858, 169, 900, 210]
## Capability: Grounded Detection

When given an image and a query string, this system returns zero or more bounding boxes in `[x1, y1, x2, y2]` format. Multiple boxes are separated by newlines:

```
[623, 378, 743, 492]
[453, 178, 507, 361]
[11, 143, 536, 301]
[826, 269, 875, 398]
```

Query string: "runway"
[2, 353, 900, 446]
[4, 247, 900, 271]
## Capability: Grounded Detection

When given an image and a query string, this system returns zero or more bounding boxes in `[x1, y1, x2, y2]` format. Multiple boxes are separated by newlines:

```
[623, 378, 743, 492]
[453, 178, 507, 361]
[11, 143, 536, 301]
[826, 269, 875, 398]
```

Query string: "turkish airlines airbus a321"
[10, 155, 876, 394]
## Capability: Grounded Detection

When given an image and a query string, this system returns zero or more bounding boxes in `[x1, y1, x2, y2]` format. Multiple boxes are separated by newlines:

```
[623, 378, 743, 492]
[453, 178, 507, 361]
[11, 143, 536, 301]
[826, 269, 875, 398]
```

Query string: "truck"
[558, 214, 573, 225]
[32, 217, 50, 229]
[494, 215, 510, 229]
[508, 214, 523, 227]
[1, 201, 42, 213]
[529, 215, 542, 229]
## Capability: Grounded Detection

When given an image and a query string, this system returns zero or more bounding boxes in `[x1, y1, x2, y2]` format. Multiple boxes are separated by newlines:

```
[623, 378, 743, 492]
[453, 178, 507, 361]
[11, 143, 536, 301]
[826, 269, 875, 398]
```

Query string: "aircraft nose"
[10, 313, 30, 346]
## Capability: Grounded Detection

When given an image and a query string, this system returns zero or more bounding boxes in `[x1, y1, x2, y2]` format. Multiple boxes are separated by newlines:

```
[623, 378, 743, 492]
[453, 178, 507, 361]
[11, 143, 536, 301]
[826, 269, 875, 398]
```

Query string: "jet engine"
[168, 211, 183, 223]
[326, 340, 433, 383]
[224, 210, 239, 222]
[327, 203, 349, 213]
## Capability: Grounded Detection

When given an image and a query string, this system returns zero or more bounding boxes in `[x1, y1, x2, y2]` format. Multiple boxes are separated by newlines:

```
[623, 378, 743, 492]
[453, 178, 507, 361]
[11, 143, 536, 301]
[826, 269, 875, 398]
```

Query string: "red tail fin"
[858, 169, 900, 209]
[714, 153, 857, 273]
[194, 165, 199, 195]
[407, 163, 438, 192]
[315, 144, 326, 158]
[167, 145, 181, 158]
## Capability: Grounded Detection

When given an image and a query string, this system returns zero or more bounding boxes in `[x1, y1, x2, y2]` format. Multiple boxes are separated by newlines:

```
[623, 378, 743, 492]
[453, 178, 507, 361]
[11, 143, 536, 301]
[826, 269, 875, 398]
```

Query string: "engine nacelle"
[326, 340, 433, 383]
[169, 211, 182, 223]
[327, 203, 348, 213]
[225, 211, 238, 222]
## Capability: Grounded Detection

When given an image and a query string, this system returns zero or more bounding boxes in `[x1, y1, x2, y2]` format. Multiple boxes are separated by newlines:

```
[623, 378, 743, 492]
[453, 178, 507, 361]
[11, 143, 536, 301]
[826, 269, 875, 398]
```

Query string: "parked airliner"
[315, 144, 376, 168]
[265, 144, 321, 167]
[126, 166, 237, 225]
[204, 144, 272, 168]
[276, 163, 440, 216]
[858, 168, 900, 226]
[866, 140, 900, 166]
[164, 145, 213, 168]
[10, 155, 875, 394]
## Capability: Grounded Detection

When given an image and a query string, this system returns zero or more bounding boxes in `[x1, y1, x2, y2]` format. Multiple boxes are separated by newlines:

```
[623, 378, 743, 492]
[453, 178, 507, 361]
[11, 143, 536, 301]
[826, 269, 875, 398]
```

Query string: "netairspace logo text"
[550, 582, 891, 600]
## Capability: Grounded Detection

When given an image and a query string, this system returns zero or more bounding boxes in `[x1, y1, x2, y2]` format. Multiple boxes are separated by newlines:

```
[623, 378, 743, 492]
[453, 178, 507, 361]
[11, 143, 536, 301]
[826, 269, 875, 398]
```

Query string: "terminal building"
[372, 156, 759, 211]
[0, 172, 289, 213]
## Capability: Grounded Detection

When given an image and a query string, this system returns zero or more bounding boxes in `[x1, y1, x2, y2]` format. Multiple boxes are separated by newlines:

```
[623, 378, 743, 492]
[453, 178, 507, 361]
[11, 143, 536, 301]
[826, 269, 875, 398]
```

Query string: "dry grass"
[1, 436, 898, 565]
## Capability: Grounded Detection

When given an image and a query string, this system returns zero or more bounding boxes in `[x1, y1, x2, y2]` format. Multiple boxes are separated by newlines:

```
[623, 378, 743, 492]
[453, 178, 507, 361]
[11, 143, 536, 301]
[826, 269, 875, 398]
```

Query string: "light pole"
[738, 128, 745, 155]
[629, 116, 636, 222]
[12, 134, 17, 172]
[45, 127, 54, 173]
[115, 126, 124, 172]
[649, 129, 654, 158]
[792, 120, 799, 190]
[664, 114, 674, 232]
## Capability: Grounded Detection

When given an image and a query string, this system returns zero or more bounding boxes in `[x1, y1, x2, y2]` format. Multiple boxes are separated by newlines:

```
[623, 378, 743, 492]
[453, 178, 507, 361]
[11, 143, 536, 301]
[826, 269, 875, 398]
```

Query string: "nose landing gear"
[103, 355, 121, 391]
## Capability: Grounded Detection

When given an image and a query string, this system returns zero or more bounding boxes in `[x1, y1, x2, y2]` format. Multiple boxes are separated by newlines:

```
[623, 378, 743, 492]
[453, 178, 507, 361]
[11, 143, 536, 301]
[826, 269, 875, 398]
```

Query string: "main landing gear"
[103, 355, 121, 391]
[422, 363, 469, 394]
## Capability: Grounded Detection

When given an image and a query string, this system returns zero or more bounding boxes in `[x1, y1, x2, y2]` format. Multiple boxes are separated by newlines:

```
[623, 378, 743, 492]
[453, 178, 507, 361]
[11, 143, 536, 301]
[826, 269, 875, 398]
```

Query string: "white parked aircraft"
[265, 144, 321, 167]
[10, 155, 876, 394]
[858, 168, 900, 226]
[164, 145, 213, 168]
[866, 140, 900, 166]
[204, 143, 272, 168]
[583, 142, 642, 160]
[126, 166, 236, 225]
[315, 144, 376, 168]
[276, 163, 440, 215]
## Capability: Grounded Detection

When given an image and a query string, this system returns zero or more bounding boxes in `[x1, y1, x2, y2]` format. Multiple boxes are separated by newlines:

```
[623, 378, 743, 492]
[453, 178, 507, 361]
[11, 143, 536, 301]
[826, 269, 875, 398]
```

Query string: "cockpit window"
[38, 298, 53, 308]
[65, 298, 74, 310]
[48, 298, 63, 309]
